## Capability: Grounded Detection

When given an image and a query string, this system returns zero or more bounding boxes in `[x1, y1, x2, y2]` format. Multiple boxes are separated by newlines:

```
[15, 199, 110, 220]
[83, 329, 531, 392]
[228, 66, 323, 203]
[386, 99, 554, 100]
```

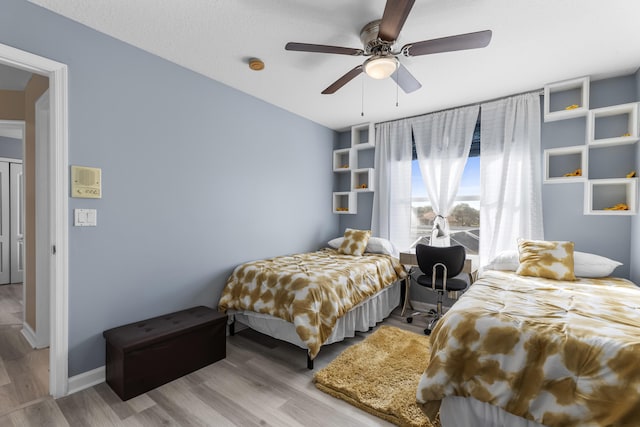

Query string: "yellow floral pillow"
[516, 238, 576, 281]
[337, 228, 371, 256]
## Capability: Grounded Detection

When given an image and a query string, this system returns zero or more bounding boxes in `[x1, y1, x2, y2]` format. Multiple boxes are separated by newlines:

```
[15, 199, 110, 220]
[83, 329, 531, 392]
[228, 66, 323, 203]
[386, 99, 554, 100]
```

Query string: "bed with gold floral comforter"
[218, 248, 406, 359]
[417, 270, 640, 427]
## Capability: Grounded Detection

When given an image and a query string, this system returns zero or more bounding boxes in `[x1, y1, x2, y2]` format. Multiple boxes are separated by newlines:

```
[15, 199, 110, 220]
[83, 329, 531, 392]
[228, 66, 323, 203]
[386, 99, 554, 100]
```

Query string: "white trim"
[21, 322, 38, 348]
[0, 119, 25, 140]
[0, 43, 69, 398]
[67, 366, 105, 396]
[35, 91, 51, 348]
[0, 157, 22, 164]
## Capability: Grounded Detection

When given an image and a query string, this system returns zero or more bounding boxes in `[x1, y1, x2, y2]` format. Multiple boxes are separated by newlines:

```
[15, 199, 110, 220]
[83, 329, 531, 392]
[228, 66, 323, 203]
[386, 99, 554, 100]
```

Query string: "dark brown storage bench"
[103, 306, 227, 400]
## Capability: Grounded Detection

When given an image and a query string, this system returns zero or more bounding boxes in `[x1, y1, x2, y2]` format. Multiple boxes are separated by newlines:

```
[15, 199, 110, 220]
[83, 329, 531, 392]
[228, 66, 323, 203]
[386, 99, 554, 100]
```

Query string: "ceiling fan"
[285, 0, 492, 94]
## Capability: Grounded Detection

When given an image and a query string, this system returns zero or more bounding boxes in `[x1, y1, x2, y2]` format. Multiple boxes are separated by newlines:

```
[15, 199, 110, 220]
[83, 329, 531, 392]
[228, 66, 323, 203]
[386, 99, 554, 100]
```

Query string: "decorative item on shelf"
[565, 104, 579, 110]
[622, 133, 631, 137]
[604, 203, 629, 211]
[563, 168, 582, 177]
[359, 183, 368, 189]
[336, 207, 349, 212]
[341, 164, 349, 169]
[627, 170, 637, 178]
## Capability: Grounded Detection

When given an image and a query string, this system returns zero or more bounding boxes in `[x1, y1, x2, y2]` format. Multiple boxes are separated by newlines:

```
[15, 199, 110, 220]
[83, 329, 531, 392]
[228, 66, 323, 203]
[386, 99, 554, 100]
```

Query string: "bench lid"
[103, 306, 227, 351]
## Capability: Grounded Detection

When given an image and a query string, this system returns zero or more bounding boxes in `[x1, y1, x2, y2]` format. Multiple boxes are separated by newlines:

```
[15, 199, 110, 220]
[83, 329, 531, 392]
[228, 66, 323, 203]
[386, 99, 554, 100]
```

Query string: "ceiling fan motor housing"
[360, 20, 394, 56]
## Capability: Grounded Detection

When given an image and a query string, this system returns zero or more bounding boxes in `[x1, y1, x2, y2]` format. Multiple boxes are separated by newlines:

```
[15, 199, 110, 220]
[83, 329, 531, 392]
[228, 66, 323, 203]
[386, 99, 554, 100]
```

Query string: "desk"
[398, 251, 479, 316]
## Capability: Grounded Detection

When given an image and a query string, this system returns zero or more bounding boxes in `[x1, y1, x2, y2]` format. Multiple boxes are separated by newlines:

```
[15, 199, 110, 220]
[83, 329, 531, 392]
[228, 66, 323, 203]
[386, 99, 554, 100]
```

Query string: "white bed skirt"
[441, 396, 548, 427]
[229, 281, 401, 352]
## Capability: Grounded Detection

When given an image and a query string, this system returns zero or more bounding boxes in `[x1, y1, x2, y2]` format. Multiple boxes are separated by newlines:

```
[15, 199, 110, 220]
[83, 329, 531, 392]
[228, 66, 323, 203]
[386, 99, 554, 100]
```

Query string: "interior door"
[10, 162, 23, 283]
[0, 161, 9, 284]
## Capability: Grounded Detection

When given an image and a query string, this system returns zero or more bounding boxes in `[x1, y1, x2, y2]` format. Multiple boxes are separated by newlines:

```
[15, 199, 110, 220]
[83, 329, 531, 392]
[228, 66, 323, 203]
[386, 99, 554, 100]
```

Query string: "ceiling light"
[363, 56, 398, 79]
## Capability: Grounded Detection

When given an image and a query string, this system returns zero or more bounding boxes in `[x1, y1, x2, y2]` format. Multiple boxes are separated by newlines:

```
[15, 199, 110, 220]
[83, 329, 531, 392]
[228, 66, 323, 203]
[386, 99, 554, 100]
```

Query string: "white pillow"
[484, 250, 519, 271]
[328, 236, 398, 258]
[574, 252, 622, 278]
[484, 250, 622, 278]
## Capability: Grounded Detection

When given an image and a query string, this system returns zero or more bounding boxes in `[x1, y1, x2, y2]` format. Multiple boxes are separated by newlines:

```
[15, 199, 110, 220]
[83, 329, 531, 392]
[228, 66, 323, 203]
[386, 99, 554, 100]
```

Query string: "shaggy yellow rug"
[313, 325, 439, 427]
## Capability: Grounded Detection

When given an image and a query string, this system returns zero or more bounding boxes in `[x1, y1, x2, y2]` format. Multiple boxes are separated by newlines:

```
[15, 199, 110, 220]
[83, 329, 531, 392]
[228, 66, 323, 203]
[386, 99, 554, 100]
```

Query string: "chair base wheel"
[424, 328, 432, 336]
[406, 317, 413, 324]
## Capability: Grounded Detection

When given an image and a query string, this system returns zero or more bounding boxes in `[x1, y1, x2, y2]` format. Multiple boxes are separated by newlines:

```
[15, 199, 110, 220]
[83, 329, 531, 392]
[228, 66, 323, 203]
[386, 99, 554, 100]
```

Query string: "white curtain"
[371, 120, 413, 250]
[411, 105, 480, 246]
[480, 92, 544, 267]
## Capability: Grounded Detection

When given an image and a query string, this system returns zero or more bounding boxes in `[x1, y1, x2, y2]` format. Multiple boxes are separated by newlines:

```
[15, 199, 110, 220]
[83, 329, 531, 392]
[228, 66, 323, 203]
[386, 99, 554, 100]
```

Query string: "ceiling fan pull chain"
[361, 73, 365, 117]
[396, 65, 399, 107]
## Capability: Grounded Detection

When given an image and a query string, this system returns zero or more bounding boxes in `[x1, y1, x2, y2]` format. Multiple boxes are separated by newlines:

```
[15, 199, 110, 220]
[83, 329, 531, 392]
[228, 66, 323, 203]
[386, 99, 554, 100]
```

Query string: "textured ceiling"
[26, 0, 640, 130]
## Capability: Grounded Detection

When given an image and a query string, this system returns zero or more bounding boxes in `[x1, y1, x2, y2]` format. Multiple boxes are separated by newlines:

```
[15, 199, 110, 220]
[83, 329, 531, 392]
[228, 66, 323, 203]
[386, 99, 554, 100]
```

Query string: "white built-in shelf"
[544, 146, 587, 183]
[351, 168, 374, 192]
[544, 76, 590, 122]
[543, 76, 639, 215]
[332, 148, 352, 172]
[333, 192, 357, 214]
[332, 122, 376, 214]
[587, 103, 639, 147]
[351, 122, 375, 149]
[584, 178, 637, 215]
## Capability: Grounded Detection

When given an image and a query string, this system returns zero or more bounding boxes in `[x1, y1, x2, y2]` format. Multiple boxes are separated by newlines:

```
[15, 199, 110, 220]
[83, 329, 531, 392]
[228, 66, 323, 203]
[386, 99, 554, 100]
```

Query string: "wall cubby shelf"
[333, 122, 376, 214]
[543, 76, 639, 215]
[587, 103, 639, 147]
[333, 192, 357, 214]
[351, 122, 375, 149]
[543, 76, 590, 122]
[332, 148, 352, 172]
[584, 178, 637, 215]
[351, 168, 374, 192]
[544, 146, 587, 183]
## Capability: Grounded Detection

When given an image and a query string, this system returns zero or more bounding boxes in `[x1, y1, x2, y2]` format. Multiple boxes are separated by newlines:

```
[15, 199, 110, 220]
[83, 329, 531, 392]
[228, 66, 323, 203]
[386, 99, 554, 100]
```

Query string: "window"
[409, 120, 480, 254]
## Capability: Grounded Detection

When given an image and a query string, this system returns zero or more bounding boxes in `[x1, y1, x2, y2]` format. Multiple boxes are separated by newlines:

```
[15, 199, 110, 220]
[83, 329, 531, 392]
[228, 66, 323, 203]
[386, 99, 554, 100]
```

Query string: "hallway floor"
[0, 283, 49, 417]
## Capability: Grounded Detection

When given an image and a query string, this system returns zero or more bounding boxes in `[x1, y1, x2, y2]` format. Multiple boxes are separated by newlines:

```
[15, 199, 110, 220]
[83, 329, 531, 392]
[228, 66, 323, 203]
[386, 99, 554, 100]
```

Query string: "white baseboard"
[67, 366, 105, 395]
[21, 323, 38, 349]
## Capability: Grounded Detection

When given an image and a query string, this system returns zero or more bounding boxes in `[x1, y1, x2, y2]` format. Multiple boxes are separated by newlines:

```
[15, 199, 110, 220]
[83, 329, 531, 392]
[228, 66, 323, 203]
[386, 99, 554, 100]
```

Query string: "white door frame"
[0, 43, 69, 398]
[33, 92, 50, 348]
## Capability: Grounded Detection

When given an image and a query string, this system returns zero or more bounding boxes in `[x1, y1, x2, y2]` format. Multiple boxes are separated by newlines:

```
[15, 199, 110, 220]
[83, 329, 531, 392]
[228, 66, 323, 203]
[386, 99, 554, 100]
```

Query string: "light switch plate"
[74, 209, 97, 227]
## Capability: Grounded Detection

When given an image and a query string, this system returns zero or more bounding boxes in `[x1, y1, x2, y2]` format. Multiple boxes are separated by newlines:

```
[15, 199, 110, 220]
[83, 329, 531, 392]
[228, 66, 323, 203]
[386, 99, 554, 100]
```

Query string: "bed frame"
[227, 281, 401, 369]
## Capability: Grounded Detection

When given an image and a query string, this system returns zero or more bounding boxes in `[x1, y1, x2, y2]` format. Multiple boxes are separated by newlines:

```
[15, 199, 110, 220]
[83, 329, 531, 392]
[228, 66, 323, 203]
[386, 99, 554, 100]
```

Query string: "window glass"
[409, 121, 480, 254]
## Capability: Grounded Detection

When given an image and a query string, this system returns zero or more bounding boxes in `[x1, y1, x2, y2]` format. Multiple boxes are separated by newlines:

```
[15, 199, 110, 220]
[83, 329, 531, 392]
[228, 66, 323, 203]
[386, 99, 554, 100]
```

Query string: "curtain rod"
[376, 88, 544, 126]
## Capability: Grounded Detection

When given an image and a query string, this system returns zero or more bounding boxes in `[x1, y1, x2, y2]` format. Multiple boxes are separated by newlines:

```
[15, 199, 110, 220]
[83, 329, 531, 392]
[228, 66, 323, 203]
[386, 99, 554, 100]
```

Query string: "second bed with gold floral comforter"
[218, 248, 406, 359]
[417, 270, 640, 427]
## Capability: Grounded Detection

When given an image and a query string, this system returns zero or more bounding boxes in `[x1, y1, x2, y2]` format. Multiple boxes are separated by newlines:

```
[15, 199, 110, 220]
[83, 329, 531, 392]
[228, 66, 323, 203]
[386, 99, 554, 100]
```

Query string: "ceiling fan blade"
[285, 42, 363, 56]
[390, 63, 422, 93]
[379, 0, 416, 42]
[403, 30, 492, 57]
[322, 65, 363, 94]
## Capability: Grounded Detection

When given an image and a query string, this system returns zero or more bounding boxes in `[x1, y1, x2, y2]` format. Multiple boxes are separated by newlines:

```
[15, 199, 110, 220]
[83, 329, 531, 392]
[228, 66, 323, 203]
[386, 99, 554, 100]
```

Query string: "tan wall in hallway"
[23, 75, 49, 331]
[0, 90, 25, 120]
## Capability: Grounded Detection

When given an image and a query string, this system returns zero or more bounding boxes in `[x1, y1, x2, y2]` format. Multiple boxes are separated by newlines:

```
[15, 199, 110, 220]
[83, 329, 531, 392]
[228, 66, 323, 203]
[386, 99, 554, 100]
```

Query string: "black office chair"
[407, 244, 467, 335]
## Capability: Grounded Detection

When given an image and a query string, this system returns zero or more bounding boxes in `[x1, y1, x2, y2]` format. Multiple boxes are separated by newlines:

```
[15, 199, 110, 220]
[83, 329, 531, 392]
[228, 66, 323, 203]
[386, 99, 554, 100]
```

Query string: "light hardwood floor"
[0, 283, 50, 420]
[0, 303, 428, 427]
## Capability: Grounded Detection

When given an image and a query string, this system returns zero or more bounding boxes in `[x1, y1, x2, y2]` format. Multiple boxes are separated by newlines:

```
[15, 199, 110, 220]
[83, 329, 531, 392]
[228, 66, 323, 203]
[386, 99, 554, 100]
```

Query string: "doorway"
[0, 43, 69, 398]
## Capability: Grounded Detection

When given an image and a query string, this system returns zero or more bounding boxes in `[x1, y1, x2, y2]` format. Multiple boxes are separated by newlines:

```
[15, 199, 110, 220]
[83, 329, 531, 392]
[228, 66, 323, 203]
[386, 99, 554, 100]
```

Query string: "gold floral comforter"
[218, 248, 406, 359]
[417, 270, 640, 427]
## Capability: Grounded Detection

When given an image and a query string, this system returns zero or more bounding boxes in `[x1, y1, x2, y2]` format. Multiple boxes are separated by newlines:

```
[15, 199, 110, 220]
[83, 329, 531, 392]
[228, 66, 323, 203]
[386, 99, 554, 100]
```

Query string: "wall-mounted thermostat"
[71, 165, 101, 198]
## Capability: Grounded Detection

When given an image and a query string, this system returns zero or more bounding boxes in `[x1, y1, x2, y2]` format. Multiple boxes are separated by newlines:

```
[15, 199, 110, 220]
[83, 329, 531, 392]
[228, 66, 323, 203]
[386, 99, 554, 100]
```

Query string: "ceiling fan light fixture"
[364, 55, 398, 79]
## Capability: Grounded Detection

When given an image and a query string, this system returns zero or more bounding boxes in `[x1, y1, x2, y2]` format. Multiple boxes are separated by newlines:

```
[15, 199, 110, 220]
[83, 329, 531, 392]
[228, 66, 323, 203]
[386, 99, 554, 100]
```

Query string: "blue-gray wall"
[0, 136, 22, 159]
[2, 0, 338, 376]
